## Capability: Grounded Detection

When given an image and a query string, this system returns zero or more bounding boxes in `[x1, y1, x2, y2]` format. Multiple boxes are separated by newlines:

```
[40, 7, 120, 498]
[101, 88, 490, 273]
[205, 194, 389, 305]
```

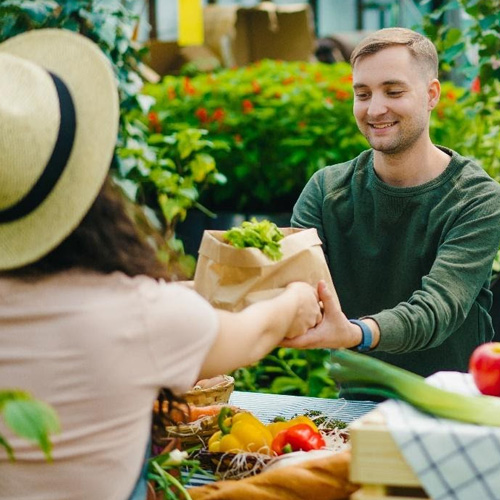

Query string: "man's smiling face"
[352, 45, 435, 155]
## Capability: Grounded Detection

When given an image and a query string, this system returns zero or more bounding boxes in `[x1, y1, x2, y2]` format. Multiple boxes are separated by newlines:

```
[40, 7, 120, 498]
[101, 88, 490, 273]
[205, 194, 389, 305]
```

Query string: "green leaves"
[232, 348, 339, 399]
[422, 0, 500, 182]
[0, 390, 60, 461]
[142, 60, 362, 213]
[223, 218, 284, 261]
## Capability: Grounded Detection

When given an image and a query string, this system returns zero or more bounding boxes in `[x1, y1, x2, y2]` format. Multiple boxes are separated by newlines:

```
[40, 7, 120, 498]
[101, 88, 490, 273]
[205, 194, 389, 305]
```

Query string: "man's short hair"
[350, 28, 438, 79]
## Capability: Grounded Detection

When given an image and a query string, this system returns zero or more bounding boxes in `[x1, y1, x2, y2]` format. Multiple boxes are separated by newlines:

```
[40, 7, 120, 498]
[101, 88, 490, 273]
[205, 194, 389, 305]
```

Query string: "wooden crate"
[349, 409, 430, 500]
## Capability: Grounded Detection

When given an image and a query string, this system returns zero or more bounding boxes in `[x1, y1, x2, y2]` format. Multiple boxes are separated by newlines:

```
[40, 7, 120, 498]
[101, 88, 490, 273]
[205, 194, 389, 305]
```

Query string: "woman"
[0, 29, 321, 500]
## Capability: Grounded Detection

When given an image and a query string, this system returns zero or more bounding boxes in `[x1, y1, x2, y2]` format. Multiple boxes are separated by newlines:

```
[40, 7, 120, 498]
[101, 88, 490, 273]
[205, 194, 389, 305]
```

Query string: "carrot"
[188, 404, 238, 423]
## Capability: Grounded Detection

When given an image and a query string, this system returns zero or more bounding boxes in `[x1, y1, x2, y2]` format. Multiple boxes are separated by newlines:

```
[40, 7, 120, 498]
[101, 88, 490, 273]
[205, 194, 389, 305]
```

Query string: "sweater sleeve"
[291, 170, 328, 258]
[372, 181, 500, 353]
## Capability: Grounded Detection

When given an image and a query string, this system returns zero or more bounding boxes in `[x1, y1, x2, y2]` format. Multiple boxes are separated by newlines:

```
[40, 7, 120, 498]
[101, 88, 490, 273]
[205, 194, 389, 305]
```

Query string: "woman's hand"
[282, 282, 323, 339]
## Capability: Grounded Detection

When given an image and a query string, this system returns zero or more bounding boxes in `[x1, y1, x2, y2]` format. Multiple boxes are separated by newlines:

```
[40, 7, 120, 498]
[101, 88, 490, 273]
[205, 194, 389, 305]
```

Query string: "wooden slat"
[349, 409, 421, 487]
[352, 484, 430, 500]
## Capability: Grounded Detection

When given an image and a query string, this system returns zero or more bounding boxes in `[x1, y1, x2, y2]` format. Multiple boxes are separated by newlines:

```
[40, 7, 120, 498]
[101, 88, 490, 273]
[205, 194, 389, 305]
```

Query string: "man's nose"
[367, 94, 388, 117]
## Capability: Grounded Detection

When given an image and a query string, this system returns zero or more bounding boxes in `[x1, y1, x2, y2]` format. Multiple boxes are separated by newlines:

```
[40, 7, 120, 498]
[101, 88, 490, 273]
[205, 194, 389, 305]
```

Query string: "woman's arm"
[199, 282, 322, 379]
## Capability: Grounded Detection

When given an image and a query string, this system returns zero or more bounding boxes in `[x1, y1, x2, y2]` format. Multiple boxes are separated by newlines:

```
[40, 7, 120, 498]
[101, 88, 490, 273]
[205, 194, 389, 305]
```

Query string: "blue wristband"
[349, 319, 373, 352]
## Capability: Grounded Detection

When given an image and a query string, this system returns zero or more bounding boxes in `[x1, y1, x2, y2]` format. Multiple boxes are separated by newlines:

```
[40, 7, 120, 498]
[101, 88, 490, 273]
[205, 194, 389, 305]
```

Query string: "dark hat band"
[0, 71, 76, 223]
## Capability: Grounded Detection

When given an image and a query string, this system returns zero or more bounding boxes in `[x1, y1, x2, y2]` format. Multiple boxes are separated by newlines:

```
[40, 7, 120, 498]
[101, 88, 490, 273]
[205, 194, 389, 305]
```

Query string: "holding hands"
[281, 281, 379, 350]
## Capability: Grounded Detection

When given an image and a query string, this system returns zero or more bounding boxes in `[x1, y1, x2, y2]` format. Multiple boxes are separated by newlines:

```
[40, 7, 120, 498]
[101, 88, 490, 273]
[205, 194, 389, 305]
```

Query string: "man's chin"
[368, 141, 401, 154]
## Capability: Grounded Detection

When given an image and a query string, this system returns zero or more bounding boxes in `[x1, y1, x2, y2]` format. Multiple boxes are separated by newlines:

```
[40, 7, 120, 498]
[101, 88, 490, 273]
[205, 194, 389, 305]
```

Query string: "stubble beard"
[360, 116, 428, 156]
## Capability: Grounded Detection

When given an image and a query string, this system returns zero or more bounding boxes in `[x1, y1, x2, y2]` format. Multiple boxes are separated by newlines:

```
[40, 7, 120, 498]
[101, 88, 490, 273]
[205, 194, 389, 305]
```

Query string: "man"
[284, 27, 500, 378]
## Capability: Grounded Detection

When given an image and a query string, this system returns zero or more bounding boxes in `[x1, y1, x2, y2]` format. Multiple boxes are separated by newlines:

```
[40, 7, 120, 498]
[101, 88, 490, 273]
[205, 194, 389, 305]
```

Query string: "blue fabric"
[127, 438, 151, 500]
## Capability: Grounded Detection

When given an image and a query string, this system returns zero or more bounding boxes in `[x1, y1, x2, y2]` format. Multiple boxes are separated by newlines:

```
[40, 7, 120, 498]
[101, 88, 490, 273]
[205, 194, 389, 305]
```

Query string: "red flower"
[242, 99, 254, 114]
[252, 80, 261, 94]
[195, 107, 209, 123]
[340, 74, 353, 83]
[148, 111, 161, 133]
[234, 134, 242, 144]
[471, 76, 481, 94]
[282, 76, 295, 85]
[298, 121, 306, 129]
[314, 72, 323, 82]
[167, 87, 176, 100]
[446, 90, 457, 101]
[183, 77, 196, 95]
[212, 107, 226, 123]
[335, 89, 350, 101]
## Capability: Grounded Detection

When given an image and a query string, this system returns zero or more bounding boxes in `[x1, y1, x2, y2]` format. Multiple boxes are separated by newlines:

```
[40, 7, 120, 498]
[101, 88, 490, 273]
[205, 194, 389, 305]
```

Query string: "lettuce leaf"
[223, 218, 284, 261]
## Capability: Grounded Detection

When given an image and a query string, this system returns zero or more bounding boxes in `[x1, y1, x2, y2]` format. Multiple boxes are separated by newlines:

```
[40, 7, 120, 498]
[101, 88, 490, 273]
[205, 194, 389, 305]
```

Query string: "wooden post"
[148, 0, 157, 40]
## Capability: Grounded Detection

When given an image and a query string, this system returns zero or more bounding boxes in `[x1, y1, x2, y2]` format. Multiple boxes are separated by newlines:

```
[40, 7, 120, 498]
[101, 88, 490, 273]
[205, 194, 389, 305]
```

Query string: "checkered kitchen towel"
[379, 372, 500, 500]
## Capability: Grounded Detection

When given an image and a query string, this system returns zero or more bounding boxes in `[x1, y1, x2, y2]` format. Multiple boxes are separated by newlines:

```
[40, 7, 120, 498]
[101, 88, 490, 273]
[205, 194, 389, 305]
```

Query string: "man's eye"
[387, 91, 404, 97]
[355, 93, 369, 100]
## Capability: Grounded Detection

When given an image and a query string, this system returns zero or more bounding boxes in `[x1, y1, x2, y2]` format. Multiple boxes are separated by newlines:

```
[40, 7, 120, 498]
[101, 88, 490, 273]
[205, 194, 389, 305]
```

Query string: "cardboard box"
[204, 2, 315, 67]
[203, 4, 239, 66]
[144, 40, 220, 76]
[144, 2, 316, 75]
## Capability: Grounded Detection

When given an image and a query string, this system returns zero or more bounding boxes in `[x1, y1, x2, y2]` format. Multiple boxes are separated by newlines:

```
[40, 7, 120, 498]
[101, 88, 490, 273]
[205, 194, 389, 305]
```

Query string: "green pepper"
[271, 423, 326, 456]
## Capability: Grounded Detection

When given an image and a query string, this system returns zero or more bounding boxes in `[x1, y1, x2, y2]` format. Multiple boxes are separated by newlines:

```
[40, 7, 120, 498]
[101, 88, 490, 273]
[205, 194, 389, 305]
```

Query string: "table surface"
[186, 390, 377, 488]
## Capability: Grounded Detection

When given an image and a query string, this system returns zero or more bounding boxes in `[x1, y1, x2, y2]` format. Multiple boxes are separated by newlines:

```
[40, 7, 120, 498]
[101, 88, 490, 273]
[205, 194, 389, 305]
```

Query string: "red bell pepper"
[271, 423, 326, 456]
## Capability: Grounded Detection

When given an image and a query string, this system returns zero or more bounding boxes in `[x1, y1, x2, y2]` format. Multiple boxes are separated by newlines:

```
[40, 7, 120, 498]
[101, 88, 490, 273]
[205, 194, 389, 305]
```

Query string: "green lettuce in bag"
[223, 218, 284, 261]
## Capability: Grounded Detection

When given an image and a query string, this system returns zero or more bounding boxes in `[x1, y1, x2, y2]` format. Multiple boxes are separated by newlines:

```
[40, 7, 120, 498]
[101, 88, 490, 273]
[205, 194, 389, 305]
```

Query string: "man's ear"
[428, 79, 441, 111]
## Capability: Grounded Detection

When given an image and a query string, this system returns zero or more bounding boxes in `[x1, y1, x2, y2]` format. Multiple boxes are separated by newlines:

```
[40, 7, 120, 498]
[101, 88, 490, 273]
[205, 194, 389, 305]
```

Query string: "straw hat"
[0, 29, 119, 270]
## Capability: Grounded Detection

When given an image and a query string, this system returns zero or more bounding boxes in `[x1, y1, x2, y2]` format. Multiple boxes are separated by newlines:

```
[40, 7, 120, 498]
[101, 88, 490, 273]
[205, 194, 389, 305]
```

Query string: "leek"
[329, 349, 500, 427]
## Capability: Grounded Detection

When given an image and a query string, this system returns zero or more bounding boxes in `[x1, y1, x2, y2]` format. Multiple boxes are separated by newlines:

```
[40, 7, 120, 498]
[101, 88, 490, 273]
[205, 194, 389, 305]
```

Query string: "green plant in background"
[0, 0, 145, 110]
[232, 348, 339, 399]
[421, 0, 500, 180]
[0, 390, 60, 461]
[117, 107, 227, 276]
[143, 59, 367, 213]
[0, 0, 217, 277]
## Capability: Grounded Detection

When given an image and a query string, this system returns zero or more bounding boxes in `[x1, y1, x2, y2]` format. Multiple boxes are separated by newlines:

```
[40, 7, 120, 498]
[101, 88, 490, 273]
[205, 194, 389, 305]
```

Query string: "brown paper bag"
[193, 227, 333, 311]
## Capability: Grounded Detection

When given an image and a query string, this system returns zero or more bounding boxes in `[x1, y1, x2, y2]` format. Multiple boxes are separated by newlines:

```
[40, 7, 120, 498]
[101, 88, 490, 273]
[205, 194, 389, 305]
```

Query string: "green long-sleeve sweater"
[291, 147, 500, 376]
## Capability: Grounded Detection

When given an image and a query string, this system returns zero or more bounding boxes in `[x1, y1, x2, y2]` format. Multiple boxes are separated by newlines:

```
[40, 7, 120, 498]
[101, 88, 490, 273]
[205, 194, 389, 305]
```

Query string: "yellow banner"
[178, 0, 204, 46]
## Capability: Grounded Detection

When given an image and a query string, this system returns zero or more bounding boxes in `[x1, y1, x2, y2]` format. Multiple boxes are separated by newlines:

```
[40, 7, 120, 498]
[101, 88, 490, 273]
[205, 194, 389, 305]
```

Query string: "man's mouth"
[370, 122, 397, 129]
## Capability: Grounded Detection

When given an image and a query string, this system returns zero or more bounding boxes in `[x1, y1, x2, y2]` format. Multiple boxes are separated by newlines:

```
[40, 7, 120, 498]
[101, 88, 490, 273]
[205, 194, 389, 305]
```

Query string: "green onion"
[329, 349, 500, 426]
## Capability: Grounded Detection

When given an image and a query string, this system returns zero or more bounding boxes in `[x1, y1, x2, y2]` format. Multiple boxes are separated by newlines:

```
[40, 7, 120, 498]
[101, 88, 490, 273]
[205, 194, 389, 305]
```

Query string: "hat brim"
[0, 29, 119, 270]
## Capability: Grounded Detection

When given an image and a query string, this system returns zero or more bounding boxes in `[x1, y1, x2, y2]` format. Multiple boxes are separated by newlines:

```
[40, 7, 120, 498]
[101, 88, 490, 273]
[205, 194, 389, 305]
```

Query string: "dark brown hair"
[350, 27, 438, 79]
[3, 176, 172, 280]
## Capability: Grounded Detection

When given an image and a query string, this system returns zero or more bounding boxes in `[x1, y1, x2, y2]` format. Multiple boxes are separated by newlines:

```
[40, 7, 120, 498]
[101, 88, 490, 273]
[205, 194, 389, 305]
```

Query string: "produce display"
[184, 405, 350, 480]
[153, 344, 500, 493]
[223, 218, 284, 261]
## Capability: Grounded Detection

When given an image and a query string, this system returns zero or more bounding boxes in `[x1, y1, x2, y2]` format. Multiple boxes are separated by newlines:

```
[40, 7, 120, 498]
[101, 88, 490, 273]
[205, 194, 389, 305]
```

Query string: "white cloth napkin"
[379, 371, 500, 500]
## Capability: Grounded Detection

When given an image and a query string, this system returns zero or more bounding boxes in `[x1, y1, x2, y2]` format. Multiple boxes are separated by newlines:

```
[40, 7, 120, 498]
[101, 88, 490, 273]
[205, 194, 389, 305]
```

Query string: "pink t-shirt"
[0, 270, 218, 500]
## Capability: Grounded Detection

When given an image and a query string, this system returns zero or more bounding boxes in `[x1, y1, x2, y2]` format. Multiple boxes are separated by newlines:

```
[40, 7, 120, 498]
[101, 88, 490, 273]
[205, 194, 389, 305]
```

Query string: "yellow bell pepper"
[266, 415, 319, 438]
[208, 409, 273, 455]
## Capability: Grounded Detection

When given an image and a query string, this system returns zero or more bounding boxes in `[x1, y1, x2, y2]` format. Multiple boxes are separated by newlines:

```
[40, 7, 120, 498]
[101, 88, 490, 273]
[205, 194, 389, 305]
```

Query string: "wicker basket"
[162, 413, 222, 450]
[153, 375, 235, 450]
[183, 375, 234, 407]
[196, 448, 273, 480]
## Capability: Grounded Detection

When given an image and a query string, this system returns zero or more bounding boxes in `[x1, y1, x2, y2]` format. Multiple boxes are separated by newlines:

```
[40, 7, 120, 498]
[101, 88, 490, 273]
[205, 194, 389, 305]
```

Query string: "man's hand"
[280, 280, 362, 349]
